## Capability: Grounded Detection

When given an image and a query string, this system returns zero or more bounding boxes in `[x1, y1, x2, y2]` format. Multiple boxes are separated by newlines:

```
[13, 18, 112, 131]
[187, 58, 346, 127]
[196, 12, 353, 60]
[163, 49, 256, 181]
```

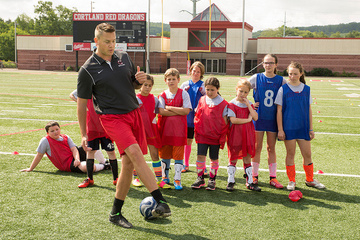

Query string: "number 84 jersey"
[250, 73, 286, 132]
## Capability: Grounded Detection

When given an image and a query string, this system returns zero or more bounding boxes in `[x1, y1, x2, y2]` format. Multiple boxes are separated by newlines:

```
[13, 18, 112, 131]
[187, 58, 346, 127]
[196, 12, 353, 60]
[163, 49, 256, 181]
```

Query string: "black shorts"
[88, 137, 114, 151]
[69, 146, 86, 173]
[187, 127, 195, 139]
[197, 143, 220, 160]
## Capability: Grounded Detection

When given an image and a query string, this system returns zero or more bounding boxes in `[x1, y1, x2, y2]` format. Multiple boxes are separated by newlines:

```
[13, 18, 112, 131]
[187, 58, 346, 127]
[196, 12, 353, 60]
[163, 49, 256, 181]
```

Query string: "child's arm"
[309, 105, 315, 140]
[277, 105, 285, 141]
[164, 105, 190, 116]
[20, 152, 44, 172]
[70, 146, 81, 167]
[229, 115, 253, 125]
[244, 99, 258, 121]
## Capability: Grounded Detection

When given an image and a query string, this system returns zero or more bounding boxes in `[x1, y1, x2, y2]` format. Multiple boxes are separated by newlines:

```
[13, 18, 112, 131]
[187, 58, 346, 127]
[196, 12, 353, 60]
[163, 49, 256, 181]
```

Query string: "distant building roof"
[192, 3, 231, 22]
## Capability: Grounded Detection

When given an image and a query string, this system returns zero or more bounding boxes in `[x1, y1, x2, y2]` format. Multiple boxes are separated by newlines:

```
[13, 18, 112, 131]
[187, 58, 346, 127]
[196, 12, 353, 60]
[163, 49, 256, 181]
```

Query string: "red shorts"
[99, 108, 147, 156]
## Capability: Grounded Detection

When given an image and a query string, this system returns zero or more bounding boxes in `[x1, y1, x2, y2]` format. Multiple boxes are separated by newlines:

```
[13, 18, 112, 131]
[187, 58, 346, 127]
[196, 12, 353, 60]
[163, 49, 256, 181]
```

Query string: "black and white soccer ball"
[139, 197, 157, 219]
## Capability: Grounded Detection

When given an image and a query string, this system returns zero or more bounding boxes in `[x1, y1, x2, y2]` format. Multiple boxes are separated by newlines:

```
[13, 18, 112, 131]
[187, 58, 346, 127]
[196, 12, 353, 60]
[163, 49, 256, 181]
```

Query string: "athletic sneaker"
[104, 160, 111, 170]
[191, 177, 205, 189]
[132, 178, 142, 187]
[287, 181, 296, 191]
[206, 179, 216, 191]
[253, 176, 259, 185]
[113, 178, 118, 186]
[305, 179, 325, 189]
[109, 212, 133, 228]
[226, 182, 235, 191]
[162, 177, 170, 184]
[174, 180, 183, 190]
[181, 165, 190, 173]
[157, 180, 171, 189]
[78, 178, 94, 188]
[270, 178, 284, 189]
[246, 183, 261, 192]
[152, 201, 171, 218]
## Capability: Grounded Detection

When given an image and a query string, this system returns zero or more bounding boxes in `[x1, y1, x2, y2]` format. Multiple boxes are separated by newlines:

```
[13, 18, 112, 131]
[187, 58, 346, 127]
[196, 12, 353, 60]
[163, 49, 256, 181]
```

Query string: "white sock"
[174, 163, 182, 181]
[94, 150, 106, 164]
[227, 165, 236, 183]
[94, 163, 104, 172]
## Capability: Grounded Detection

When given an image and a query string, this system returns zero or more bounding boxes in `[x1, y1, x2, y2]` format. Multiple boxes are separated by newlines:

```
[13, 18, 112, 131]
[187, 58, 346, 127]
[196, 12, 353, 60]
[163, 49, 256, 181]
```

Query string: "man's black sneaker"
[191, 176, 205, 189]
[152, 201, 171, 218]
[246, 183, 261, 192]
[109, 213, 133, 228]
[226, 182, 235, 191]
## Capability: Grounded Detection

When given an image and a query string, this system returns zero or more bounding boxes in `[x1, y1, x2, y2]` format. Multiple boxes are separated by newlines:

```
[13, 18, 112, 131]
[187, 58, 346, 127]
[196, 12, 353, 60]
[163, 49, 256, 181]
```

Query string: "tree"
[330, 32, 342, 38]
[345, 30, 360, 38]
[16, 14, 36, 35]
[0, 26, 28, 61]
[33, 1, 76, 35]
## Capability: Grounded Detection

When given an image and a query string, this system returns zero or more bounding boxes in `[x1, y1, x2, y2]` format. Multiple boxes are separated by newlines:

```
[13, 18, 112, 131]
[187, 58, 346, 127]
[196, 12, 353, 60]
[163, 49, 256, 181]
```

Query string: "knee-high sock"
[152, 159, 162, 181]
[184, 145, 191, 167]
[109, 159, 118, 180]
[210, 160, 219, 180]
[269, 163, 277, 179]
[227, 165, 236, 183]
[94, 150, 105, 164]
[161, 159, 171, 179]
[303, 163, 314, 182]
[87, 159, 94, 180]
[244, 163, 253, 184]
[94, 163, 104, 172]
[133, 169, 138, 179]
[286, 165, 296, 182]
[174, 160, 183, 181]
[196, 161, 206, 177]
[252, 162, 260, 177]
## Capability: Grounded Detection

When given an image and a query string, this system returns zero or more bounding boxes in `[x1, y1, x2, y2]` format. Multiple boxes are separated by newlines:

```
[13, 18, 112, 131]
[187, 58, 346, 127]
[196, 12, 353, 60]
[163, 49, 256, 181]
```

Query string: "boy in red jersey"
[132, 75, 171, 189]
[158, 68, 191, 190]
[20, 121, 105, 173]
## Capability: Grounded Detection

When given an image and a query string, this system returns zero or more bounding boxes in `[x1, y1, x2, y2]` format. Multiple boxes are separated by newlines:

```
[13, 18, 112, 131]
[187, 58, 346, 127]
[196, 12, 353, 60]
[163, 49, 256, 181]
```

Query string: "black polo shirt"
[77, 51, 138, 114]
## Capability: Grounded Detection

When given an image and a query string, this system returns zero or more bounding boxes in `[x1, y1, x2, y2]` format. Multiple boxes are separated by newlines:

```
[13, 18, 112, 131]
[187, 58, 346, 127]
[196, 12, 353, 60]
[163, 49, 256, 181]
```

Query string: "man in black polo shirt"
[77, 23, 171, 228]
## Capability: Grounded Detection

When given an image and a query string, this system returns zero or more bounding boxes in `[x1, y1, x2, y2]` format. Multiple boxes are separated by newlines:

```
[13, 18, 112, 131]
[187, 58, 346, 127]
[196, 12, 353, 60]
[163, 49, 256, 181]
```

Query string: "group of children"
[129, 55, 325, 192]
[22, 54, 325, 193]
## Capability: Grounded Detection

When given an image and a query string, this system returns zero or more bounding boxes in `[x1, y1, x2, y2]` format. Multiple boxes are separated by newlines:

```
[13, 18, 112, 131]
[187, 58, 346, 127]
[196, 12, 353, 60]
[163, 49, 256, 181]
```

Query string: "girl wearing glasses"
[248, 54, 287, 189]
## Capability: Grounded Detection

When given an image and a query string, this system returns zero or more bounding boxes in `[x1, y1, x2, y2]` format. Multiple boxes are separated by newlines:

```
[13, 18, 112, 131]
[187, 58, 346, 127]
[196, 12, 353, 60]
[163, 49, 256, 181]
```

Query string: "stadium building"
[16, 3, 360, 76]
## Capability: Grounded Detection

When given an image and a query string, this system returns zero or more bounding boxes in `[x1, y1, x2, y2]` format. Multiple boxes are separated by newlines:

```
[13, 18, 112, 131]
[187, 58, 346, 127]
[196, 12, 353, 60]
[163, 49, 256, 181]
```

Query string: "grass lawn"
[0, 70, 359, 239]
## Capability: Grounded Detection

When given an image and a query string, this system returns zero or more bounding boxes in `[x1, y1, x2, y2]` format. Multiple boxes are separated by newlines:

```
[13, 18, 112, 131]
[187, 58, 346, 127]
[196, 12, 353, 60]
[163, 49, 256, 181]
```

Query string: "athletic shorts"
[159, 145, 184, 160]
[197, 143, 220, 160]
[87, 137, 114, 151]
[69, 146, 86, 173]
[99, 109, 147, 156]
[187, 127, 195, 139]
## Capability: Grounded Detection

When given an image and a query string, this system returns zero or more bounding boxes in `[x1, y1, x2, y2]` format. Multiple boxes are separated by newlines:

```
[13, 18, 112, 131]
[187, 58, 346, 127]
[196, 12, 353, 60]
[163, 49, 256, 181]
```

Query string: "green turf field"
[1, 70, 359, 239]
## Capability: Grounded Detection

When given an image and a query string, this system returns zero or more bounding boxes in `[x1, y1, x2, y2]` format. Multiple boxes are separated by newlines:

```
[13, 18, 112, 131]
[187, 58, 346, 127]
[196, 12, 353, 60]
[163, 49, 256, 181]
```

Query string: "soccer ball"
[139, 197, 157, 219]
[288, 190, 303, 202]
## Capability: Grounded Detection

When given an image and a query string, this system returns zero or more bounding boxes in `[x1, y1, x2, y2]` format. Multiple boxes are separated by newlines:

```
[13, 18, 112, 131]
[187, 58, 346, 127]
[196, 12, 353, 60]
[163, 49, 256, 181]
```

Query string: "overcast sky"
[1, 0, 359, 32]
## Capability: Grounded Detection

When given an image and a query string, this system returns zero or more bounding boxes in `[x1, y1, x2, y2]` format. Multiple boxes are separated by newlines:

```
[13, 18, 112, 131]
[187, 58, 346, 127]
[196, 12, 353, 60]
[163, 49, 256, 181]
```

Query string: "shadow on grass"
[130, 226, 211, 240]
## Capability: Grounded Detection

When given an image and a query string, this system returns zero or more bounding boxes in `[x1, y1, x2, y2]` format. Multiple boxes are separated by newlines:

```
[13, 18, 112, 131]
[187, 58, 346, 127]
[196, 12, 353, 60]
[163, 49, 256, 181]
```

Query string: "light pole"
[15, 21, 17, 65]
[240, 0, 245, 76]
[146, 0, 150, 74]
[91, 1, 95, 13]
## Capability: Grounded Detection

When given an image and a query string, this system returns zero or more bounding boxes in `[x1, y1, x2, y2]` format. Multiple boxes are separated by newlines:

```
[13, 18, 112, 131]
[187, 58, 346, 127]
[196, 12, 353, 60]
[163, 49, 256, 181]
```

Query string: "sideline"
[4, 151, 360, 178]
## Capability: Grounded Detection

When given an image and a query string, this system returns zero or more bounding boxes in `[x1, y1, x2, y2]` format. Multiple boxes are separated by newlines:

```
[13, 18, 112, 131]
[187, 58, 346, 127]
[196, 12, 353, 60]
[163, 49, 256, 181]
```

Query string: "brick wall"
[257, 54, 360, 76]
[226, 53, 241, 75]
[169, 52, 188, 74]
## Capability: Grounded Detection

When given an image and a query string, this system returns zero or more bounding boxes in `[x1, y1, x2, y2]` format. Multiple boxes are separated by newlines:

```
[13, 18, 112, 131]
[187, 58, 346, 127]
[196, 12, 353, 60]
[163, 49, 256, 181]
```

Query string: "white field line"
[313, 115, 360, 119]
[316, 132, 360, 136]
[4, 151, 360, 178]
[0, 117, 76, 122]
